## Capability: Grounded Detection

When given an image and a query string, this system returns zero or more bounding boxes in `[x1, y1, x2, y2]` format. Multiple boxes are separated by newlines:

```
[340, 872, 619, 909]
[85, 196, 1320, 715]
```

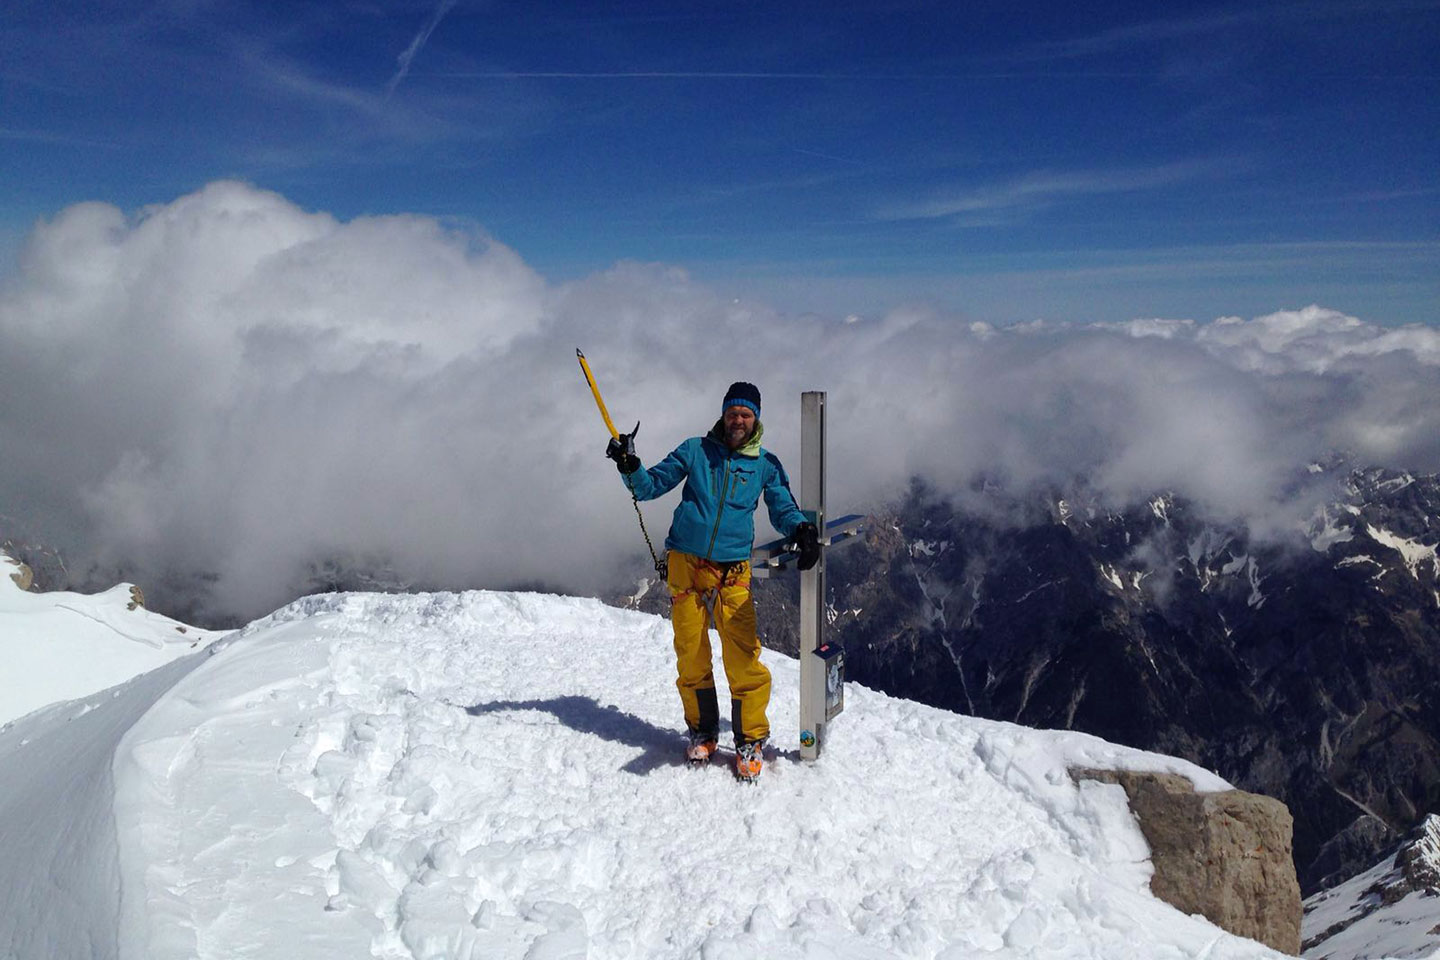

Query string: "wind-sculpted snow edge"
[101, 588, 1290, 960]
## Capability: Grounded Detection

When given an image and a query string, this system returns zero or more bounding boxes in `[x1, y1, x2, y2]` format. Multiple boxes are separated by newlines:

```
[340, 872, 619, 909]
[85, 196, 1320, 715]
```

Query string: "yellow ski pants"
[666, 549, 771, 745]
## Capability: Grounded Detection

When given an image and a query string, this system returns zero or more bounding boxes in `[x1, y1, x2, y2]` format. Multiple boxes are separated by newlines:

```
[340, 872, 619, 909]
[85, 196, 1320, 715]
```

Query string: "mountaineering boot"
[685, 729, 718, 765]
[734, 739, 765, 781]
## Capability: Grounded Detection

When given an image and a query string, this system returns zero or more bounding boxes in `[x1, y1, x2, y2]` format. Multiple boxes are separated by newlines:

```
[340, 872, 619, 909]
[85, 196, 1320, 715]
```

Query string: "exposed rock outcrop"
[1072, 768, 1302, 955]
[1302, 814, 1440, 958]
[1395, 814, 1440, 892]
[6, 556, 33, 592]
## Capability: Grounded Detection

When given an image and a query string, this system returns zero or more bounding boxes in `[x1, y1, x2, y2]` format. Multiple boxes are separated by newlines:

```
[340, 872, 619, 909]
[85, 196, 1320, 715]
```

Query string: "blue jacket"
[623, 421, 807, 563]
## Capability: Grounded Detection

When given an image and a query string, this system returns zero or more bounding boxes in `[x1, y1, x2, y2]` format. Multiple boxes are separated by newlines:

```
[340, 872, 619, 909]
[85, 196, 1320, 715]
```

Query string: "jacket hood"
[707, 418, 764, 457]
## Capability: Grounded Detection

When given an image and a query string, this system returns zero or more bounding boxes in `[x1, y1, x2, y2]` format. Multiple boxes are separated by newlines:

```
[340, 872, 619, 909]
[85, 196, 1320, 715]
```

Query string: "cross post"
[751, 390, 864, 761]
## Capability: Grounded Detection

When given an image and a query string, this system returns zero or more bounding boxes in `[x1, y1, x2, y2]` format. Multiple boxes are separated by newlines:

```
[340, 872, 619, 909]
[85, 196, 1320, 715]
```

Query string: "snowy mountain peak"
[2, 588, 1296, 959]
[1303, 815, 1440, 960]
[1396, 814, 1440, 894]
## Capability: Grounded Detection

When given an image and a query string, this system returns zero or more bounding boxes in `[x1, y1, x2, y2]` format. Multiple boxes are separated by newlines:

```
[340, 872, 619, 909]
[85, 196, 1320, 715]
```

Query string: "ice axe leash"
[576, 349, 667, 583]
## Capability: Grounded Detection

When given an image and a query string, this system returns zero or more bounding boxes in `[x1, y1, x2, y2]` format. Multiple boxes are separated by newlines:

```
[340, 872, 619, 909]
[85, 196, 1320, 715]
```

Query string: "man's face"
[723, 405, 756, 449]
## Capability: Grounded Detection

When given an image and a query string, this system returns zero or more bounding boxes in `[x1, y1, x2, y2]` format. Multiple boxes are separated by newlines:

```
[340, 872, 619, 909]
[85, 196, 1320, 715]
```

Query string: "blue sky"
[2, 0, 1436, 324]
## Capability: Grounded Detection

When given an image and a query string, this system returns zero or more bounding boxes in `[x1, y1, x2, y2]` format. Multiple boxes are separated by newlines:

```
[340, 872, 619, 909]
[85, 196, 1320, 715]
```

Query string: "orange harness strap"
[669, 558, 749, 603]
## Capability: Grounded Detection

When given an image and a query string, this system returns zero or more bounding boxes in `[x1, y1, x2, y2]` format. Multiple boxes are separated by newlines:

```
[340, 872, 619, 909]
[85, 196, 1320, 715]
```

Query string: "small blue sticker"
[800, 730, 816, 747]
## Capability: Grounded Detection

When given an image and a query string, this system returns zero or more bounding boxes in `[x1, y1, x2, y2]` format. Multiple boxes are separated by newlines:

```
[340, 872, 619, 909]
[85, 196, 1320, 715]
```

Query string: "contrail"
[429, 70, 1154, 80]
[387, 0, 459, 97]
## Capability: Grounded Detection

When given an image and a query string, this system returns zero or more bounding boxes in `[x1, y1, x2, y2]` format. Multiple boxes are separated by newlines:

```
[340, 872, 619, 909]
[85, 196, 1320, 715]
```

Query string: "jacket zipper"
[705, 453, 733, 560]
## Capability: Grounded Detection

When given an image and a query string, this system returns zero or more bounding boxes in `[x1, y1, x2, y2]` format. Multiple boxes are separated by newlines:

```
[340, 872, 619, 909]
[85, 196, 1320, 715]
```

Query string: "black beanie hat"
[722, 381, 761, 418]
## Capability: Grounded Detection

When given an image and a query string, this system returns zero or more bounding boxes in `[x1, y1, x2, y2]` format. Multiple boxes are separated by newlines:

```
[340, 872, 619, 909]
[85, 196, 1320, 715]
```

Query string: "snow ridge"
[0, 556, 223, 726]
[0, 588, 1293, 959]
[102, 590, 1283, 960]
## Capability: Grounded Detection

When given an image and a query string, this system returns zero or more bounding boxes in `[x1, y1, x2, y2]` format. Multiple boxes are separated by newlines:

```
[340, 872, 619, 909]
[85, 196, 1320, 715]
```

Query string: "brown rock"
[5, 555, 33, 592]
[1073, 767, 1301, 955]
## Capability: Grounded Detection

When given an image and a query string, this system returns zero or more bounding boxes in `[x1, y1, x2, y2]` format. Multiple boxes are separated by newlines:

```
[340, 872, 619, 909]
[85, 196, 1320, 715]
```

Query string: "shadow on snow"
[462, 695, 799, 774]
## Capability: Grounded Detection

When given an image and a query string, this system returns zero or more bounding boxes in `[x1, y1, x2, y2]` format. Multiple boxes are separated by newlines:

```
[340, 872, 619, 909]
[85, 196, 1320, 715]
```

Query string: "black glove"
[605, 426, 640, 475]
[794, 522, 821, 571]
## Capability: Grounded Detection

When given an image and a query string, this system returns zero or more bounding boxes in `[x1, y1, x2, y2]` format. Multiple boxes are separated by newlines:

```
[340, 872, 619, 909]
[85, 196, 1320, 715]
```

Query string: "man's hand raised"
[605, 427, 640, 475]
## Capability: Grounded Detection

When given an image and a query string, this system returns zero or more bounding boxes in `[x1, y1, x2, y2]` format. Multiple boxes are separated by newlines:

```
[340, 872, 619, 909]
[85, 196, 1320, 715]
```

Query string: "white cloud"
[2, 182, 1438, 622]
[1198, 304, 1440, 371]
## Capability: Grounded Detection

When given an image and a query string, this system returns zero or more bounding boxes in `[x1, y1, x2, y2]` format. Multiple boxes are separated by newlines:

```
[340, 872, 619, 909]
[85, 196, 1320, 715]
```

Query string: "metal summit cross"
[750, 391, 865, 762]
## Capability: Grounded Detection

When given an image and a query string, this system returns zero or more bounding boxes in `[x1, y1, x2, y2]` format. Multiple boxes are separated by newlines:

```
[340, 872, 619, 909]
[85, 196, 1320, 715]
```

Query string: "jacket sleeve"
[761, 453, 807, 537]
[623, 440, 691, 501]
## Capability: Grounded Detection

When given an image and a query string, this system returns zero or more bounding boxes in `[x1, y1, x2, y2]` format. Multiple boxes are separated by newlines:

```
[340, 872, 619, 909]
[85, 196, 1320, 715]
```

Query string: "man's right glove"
[605, 427, 640, 475]
[794, 521, 821, 571]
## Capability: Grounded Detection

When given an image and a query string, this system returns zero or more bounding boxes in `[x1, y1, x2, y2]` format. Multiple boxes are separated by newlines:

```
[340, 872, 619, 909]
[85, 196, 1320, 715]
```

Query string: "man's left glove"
[794, 522, 821, 571]
[605, 428, 641, 475]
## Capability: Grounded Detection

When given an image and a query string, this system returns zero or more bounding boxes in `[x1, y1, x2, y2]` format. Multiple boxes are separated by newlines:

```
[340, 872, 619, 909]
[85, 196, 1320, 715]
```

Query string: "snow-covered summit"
[3, 589, 1290, 959]
[0, 551, 223, 726]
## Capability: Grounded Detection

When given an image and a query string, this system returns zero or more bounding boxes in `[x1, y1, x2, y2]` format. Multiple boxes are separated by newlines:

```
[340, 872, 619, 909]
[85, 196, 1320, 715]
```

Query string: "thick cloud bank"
[2, 182, 1437, 622]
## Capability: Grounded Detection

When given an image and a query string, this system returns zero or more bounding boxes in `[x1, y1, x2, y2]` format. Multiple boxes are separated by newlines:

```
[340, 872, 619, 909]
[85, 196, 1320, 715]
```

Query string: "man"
[606, 381, 820, 780]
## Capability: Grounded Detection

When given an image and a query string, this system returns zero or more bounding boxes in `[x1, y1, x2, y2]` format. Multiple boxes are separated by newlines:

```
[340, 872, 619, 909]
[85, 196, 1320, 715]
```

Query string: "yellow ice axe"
[577, 348, 665, 580]
[576, 348, 619, 438]
[577, 348, 641, 443]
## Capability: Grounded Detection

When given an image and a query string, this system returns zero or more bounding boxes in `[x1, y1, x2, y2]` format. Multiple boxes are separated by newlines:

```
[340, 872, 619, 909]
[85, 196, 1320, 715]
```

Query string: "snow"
[1151, 496, 1171, 524]
[1375, 474, 1417, 495]
[0, 655, 208, 959]
[1302, 816, 1440, 959]
[0, 554, 224, 726]
[1306, 505, 1355, 552]
[1098, 565, 1146, 597]
[906, 550, 951, 628]
[1365, 525, 1439, 580]
[1, 588, 1293, 959]
[1244, 557, 1266, 608]
[1188, 529, 1233, 567]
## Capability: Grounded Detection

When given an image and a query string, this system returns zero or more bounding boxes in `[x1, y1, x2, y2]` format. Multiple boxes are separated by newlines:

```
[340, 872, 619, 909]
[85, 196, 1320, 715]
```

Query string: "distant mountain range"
[617, 465, 1440, 896]
[758, 467, 1439, 895]
[10, 462, 1437, 900]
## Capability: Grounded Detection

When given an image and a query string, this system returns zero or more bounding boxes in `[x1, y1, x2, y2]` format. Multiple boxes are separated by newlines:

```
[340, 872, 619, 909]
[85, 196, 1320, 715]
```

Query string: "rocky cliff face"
[1073, 767, 1301, 955]
[1303, 814, 1440, 959]
[708, 467, 1439, 896]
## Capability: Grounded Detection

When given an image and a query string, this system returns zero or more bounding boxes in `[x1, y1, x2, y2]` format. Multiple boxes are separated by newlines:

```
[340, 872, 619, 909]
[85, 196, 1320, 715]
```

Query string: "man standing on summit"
[606, 382, 820, 781]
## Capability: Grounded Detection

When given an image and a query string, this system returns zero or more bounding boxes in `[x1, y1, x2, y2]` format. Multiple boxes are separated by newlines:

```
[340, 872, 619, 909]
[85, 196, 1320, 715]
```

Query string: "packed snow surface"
[0, 554, 222, 725]
[4, 589, 1290, 959]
